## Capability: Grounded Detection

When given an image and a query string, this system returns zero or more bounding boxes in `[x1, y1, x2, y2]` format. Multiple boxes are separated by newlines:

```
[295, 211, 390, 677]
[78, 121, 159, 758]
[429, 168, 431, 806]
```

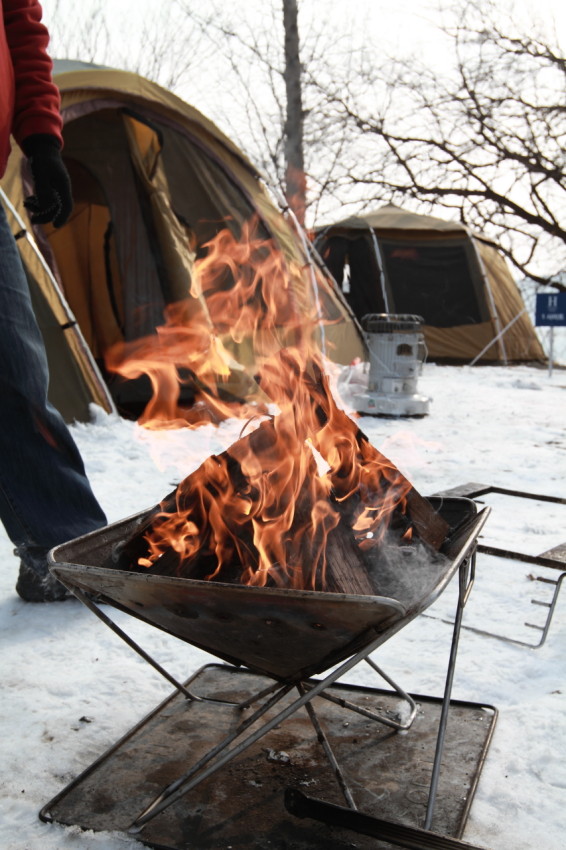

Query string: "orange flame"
[106, 217, 414, 589]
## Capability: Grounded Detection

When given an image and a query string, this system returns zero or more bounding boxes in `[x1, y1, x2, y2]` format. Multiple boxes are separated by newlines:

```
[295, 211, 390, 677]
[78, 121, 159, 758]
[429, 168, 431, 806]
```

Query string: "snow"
[0, 363, 565, 850]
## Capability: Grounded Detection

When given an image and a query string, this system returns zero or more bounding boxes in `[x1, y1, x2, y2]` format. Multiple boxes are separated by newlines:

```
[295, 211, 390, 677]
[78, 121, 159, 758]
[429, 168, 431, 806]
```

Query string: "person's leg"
[0, 204, 106, 600]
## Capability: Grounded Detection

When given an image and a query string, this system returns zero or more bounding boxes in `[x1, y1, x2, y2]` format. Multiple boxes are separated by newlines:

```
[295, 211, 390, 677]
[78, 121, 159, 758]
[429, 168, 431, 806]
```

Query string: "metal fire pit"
[49, 497, 483, 681]
[43, 496, 492, 848]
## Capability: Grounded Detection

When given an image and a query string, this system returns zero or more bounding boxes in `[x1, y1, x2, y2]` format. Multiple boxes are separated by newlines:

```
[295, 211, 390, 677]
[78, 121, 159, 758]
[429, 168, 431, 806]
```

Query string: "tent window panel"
[160, 126, 259, 248]
[380, 239, 487, 327]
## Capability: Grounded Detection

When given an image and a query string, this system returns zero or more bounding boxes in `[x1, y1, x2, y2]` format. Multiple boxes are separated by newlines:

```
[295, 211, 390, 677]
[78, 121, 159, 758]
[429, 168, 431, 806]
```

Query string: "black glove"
[22, 133, 73, 228]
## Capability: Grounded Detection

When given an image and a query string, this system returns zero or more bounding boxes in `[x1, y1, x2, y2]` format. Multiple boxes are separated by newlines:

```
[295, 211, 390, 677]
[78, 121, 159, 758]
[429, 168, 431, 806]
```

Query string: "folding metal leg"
[284, 553, 479, 847]
[310, 658, 417, 731]
[64, 561, 476, 835]
[128, 628, 406, 832]
[425, 555, 474, 829]
[59, 588, 421, 831]
[294, 662, 418, 814]
[70, 588, 202, 701]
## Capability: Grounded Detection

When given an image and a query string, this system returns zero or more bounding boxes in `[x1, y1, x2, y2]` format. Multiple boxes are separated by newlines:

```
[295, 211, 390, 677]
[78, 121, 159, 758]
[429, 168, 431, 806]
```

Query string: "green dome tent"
[315, 205, 545, 364]
[1, 62, 365, 422]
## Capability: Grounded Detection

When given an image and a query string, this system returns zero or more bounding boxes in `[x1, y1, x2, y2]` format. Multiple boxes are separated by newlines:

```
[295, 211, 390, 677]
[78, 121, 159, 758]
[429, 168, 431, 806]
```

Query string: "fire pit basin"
[49, 497, 483, 681]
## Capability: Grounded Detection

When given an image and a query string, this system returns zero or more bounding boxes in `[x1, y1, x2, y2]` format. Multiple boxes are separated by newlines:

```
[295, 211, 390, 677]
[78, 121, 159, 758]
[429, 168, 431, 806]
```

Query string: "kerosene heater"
[353, 313, 430, 416]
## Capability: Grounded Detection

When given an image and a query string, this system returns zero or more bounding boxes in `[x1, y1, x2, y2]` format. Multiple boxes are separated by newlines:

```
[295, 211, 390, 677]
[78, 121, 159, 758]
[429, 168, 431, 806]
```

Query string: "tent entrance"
[321, 233, 491, 329]
[322, 234, 388, 319]
[379, 237, 491, 328]
[42, 106, 262, 418]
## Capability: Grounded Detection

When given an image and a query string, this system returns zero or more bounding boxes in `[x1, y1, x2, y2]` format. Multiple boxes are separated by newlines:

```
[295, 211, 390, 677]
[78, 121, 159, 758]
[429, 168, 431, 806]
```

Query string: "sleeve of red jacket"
[4, 0, 63, 147]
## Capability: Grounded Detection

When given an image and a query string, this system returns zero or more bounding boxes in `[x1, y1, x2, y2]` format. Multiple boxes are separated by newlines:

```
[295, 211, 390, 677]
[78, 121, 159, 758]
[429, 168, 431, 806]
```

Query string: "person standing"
[1, 0, 107, 601]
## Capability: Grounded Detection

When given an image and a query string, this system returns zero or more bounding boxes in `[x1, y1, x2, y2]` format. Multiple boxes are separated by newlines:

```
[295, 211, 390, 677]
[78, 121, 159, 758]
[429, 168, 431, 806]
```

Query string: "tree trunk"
[282, 0, 306, 226]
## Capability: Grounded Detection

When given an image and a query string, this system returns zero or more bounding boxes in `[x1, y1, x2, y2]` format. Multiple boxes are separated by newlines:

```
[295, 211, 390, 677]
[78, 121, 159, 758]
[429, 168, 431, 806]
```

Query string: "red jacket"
[0, 0, 63, 177]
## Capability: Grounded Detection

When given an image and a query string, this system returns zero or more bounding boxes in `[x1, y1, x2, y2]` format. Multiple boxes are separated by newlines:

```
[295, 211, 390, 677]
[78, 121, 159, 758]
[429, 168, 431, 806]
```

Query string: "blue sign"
[535, 292, 566, 327]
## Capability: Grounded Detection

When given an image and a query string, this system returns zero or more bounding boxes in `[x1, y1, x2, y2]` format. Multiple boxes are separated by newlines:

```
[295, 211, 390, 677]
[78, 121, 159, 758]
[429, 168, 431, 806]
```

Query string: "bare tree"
[43, 0, 564, 287]
[43, 0, 373, 229]
[320, 0, 566, 288]
[173, 0, 366, 225]
[44, 0, 111, 65]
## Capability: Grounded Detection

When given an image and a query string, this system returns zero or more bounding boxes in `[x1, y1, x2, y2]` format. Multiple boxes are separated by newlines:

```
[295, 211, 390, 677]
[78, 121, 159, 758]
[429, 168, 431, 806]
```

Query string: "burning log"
[108, 351, 448, 596]
[121, 512, 376, 596]
[285, 353, 448, 551]
[110, 420, 375, 595]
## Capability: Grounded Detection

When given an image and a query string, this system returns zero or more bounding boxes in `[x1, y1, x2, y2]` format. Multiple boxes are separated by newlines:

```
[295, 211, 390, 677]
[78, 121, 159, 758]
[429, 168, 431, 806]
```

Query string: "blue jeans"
[0, 203, 106, 565]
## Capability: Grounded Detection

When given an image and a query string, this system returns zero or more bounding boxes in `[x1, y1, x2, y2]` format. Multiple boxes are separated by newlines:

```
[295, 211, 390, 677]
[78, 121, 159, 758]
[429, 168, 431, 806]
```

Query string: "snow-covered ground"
[0, 363, 564, 850]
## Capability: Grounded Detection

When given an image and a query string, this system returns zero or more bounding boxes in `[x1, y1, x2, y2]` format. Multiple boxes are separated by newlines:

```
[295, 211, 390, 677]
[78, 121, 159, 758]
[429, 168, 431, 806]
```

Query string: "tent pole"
[469, 233, 507, 364]
[0, 187, 118, 417]
[289, 209, 328, 357]
[469, 308, 526, 366]
[270, 189, 328, 356]
[367, 225, 390, 313]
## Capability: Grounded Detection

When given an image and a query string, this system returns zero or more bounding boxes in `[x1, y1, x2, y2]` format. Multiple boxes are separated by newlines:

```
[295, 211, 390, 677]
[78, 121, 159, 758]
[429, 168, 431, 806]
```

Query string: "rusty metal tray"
[41, 664, 497, 850]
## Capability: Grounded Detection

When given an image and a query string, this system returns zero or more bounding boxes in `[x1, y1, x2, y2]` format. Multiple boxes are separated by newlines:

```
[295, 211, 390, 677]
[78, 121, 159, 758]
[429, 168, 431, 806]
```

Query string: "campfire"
[105, 218, 448, 597]
[45, 212, 489, 692]
[45, 216, 492, 848]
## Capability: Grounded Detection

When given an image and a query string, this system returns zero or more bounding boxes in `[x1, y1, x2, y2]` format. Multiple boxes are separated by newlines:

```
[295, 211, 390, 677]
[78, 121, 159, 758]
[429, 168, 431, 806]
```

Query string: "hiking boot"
[15, 556, 71, 603]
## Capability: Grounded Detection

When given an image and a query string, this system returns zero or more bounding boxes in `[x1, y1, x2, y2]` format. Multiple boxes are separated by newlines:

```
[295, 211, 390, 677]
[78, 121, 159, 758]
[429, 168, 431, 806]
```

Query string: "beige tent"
[315, 205, 545, 364]
[1, 61, 364, 422]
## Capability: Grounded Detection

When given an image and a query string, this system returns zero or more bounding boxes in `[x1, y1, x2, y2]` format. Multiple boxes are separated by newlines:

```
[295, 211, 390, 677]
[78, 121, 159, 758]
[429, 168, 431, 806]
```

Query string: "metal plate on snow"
[41, 664, 497, 850]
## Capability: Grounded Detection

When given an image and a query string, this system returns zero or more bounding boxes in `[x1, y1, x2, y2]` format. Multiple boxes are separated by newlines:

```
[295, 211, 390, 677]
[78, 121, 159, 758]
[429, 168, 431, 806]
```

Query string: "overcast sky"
[40, 0, 565, 65]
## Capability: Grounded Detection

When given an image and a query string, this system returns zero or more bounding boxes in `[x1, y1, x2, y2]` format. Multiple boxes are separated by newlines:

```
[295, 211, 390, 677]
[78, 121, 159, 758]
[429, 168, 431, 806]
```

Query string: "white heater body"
[354, 314, 430, 416]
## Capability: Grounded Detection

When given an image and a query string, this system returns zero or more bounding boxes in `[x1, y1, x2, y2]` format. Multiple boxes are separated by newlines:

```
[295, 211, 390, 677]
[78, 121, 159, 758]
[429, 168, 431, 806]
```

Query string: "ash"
[364, 533, 450, 609]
